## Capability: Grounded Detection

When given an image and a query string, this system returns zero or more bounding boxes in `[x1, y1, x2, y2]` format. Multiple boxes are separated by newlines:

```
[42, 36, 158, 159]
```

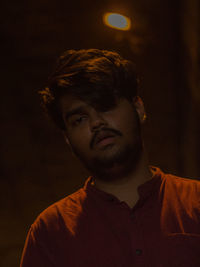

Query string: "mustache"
[90, 127, 122, 148]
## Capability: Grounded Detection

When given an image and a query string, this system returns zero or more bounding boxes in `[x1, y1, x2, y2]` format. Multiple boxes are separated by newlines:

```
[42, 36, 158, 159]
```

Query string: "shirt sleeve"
[20, 226, 54, 267]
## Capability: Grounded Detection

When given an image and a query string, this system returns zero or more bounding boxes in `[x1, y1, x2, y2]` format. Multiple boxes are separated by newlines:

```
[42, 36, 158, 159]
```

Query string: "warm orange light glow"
[103, 13, 131, 31]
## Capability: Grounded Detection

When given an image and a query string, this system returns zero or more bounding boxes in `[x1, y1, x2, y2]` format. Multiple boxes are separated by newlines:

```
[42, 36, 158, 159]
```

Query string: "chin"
[86, 141, 143, 182]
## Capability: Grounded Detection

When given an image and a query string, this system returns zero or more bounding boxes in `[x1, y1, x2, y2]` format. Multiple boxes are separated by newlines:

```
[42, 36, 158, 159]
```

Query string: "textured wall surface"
[1, 0, 200, 266]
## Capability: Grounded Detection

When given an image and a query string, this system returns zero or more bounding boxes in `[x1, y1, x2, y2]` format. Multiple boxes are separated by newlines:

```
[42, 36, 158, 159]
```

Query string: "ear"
[62, 133, 75, 157]
[132, 96, 147, 124]
[62, 131, 69, 144]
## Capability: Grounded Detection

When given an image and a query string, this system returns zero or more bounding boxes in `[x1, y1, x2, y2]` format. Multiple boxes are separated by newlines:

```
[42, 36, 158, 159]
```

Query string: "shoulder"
[159, 170, 200, 212]
[156, 169, 200, 231]
[31, 187, 87, 234]
[152, 166, 200, 195]
[163, 171, 200, 194]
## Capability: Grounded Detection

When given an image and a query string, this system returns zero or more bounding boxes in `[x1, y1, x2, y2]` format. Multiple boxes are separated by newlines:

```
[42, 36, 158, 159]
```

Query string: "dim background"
[1, 0, 200, 266]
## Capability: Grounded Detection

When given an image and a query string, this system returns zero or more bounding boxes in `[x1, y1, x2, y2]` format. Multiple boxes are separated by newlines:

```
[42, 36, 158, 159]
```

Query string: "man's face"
[60, 94, 145, 182]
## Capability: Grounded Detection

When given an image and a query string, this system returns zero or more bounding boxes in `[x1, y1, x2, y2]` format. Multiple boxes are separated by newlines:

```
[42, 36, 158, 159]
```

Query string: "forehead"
[59, 93, 123, 116]
[60, 94, 87, 114]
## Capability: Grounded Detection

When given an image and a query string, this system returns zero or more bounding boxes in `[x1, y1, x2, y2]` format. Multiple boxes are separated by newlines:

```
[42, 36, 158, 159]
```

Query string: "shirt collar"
[84, 176, 119, 203]
[84, 166, 164, 204]
[137, 166, 163, 201]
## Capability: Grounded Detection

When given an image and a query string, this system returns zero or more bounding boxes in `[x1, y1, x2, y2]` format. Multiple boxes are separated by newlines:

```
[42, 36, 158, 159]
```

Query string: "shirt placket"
[129, 203, 149, 267]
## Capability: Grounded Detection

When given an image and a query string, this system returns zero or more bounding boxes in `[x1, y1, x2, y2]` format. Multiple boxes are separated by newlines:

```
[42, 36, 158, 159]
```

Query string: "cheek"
[117, 111, 140, 138]
[68, 128, 91, 152]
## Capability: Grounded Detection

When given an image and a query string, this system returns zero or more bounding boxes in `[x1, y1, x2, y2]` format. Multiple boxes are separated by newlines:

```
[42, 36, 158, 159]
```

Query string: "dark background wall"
[1, 0, 200, 266]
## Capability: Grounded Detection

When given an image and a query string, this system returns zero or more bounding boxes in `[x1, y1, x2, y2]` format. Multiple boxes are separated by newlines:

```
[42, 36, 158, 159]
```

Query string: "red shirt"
[20, 167, 200, 267]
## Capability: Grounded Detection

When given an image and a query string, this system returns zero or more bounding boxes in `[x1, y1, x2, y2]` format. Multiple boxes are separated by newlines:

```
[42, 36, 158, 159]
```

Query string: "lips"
[95, 131, 115, 145]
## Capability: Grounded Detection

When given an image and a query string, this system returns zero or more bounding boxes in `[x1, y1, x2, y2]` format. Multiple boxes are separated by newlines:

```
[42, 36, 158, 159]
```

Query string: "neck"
[92, 150, 152, 208]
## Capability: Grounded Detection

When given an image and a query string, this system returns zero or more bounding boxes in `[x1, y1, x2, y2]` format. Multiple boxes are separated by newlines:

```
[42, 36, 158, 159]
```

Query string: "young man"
[20, 49, 200, 267]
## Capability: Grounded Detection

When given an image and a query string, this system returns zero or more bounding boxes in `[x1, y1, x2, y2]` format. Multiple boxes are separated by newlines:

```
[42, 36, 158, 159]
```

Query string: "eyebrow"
[64, 106, 87, 121]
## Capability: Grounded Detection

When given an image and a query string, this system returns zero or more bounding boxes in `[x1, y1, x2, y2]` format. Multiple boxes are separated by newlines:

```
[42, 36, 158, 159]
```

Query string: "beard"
[70, 132, 143, 183]
[88, 137, 143, 182]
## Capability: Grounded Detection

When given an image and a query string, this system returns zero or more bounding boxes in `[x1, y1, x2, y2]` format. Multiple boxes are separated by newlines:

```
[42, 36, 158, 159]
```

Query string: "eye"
[71, 115, 88, 126]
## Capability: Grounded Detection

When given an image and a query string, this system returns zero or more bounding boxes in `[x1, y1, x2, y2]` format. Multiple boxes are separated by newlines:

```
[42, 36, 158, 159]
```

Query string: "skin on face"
[60, 94, 146, 182]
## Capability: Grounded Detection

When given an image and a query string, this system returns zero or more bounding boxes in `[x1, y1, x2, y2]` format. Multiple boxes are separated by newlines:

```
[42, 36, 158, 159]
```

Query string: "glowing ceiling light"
[103, 12, 131, 31]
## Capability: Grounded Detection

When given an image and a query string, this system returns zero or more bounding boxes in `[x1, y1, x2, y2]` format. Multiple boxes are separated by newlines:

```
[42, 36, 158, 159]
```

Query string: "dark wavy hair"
[39, 49, 139, 130]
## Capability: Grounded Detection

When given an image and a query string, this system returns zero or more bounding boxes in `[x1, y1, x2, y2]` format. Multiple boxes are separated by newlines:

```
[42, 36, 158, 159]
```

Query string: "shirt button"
[109, 197, 115, 202]
[136, 249, 142, 255]
[130, 213, 135, 219]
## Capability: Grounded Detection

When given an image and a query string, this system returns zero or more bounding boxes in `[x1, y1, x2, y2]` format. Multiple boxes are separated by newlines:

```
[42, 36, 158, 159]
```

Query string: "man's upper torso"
[20, 167, 200, 267]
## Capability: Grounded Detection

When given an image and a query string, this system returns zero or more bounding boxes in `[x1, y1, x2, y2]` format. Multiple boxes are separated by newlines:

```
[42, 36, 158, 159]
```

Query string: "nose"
[89, 110, 107, 132]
